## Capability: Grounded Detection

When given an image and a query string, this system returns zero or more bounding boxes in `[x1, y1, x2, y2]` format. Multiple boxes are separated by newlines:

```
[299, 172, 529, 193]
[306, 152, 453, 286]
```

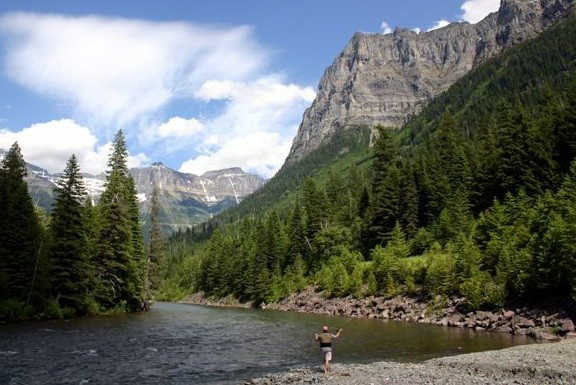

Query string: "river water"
[0, 302, 535, 384]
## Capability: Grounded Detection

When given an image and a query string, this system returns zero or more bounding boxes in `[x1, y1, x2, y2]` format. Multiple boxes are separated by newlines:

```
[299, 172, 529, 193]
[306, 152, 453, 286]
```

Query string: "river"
[0, 302, 535, 384]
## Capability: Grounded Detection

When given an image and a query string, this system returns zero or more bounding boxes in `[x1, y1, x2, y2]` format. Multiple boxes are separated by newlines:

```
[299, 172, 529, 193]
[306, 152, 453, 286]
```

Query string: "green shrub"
[0, 299, 32, 321]
[460, 270, 506, 311]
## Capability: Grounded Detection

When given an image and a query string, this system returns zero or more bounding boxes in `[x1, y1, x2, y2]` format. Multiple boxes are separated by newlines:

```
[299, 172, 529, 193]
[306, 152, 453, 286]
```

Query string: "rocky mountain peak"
[286, 0, 575, 163]
[21, 159, 265, 233]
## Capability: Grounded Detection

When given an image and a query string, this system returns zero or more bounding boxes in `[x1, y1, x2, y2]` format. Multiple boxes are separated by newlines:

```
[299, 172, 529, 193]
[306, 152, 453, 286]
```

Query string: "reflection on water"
[0, 302, 535, 384]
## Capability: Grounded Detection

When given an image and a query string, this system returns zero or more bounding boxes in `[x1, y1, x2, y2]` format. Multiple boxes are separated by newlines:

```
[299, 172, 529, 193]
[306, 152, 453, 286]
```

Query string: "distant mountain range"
[0, 149, 266, 233]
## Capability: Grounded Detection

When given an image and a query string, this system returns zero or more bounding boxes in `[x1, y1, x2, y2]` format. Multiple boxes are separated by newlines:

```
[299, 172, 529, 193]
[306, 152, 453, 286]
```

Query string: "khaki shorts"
[321, 347, 332, 362]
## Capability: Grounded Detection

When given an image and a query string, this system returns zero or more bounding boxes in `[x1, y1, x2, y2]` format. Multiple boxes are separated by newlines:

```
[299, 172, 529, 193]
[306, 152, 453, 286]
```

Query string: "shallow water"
[0, 302, 535, 384]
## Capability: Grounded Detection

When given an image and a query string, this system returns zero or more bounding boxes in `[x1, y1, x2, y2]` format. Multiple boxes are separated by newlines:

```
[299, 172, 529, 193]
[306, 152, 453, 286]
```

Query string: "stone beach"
[244, 338, 576, 384]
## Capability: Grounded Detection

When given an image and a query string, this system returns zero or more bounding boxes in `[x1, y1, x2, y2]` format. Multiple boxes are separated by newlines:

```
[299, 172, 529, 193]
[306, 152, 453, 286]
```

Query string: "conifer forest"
[2, 15, 576, 321]
[0, 130, 160, 319]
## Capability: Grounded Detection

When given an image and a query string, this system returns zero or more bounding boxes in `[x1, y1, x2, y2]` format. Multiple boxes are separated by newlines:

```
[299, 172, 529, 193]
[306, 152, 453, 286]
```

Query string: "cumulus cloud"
[0, 12, 316, 178]
[0, 12, 267, 128]
[0, 119, 147, 174]
[179, 76, 315, 177]
[460, 0, 500, 24]
[157, 116, 204, 138]
[427, 19, 451, 32]
[380, 21, 393, 35]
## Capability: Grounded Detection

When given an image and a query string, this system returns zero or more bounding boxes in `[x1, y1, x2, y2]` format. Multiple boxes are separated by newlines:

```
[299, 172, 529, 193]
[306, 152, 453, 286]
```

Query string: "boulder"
[448, 314, 464, 326]
[514, 316, 536, 329]
[560, 318, 575, 333]
[493, 325, 514, 334]
[503, 310, 515, 320]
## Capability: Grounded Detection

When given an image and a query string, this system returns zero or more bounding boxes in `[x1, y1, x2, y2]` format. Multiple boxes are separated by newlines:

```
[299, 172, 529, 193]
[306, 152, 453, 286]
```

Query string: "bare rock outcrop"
[286, 0, 575, 163]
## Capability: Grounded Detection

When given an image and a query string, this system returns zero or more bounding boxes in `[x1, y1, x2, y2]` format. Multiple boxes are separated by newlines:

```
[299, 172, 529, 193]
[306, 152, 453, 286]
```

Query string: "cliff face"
[286, 0, 575, 163]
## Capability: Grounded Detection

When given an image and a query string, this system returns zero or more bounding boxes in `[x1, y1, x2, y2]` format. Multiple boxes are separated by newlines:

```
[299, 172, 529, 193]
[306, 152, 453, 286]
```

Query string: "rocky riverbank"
[243, 338, 576, 384]
[182, 287, 576, 341]
[261, 287, 576, 341]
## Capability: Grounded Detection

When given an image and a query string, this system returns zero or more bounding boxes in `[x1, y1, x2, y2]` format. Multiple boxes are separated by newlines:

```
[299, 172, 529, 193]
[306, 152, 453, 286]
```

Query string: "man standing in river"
[315, 325, 342, 374]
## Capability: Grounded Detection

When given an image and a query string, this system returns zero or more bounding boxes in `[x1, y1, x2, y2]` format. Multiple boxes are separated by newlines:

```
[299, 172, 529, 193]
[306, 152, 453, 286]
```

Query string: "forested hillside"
[0, 131, 157, 320]
[156, 13, 576, 310]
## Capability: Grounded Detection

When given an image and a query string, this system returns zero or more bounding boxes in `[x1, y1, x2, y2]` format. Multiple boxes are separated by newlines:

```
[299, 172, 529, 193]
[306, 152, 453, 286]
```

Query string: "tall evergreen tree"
[554, 77, 576, 173]
[496, 104, 555, 197]
[49, 154, 92, 314]
[286, 199, 308, 268]
[301, 178, 329, 264]
[145, 183, 165, 301]
[398, 161, 419, 239]
[94, 130, 145, 311]
[365, 126, 401, 248]
[0, 142, 43, 303]
[435, 112, 473, 198]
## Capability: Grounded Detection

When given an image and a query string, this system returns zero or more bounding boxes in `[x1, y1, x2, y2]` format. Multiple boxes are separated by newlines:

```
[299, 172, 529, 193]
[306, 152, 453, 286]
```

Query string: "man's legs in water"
[323, 351, 332, 373]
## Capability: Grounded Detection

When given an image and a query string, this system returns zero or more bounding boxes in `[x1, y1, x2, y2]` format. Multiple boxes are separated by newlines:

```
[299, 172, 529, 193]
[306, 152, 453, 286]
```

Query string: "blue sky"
[0, 0, 499, 178]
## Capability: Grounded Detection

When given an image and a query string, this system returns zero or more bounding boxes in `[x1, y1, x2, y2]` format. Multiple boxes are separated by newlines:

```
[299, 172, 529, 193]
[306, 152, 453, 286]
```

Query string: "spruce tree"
[0, 142, 43, 303]
[365, 126, 401, 248]
[496, 104, 555, 197]
[94, 130, 145, 311]
[286, 199, 308, 268]
[554, 77, 576, 173]
[49, 154, 92, 314]
[145, 183, 165, 301]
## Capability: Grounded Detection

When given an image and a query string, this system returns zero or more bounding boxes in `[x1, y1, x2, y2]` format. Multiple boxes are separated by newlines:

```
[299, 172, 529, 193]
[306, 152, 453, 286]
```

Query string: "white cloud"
[179, 76, 316, 178]
[0, 12, 268, 128]
[427, 20, 451, 32]
[460, 0, 500, 24]
[0, 13, 315, 178]
[380, 21, 393, 35]
[180, 131, 291, 178]
[0, 119, 148, 174]
[157, 116, 204, 138]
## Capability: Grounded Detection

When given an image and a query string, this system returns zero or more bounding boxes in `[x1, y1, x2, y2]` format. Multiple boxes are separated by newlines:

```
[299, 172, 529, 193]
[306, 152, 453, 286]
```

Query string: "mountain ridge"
[286, 0, 575, 163]
[0, 148, 266, 232]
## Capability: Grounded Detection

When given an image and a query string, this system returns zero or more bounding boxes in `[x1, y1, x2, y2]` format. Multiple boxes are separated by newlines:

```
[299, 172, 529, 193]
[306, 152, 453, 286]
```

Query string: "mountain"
[0, 149, 266, 233]
[286, 0, 575, 163]
[184, 3, 576, 308]
[130, 163, 266, 232]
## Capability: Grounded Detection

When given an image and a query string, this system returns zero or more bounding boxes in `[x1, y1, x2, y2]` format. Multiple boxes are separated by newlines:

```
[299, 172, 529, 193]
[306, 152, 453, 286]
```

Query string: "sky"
[0, 0, 500, 178]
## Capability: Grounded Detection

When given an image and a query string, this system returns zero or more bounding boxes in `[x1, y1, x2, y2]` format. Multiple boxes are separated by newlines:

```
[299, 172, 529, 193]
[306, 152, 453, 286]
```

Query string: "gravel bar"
[244, 338, 576, 384]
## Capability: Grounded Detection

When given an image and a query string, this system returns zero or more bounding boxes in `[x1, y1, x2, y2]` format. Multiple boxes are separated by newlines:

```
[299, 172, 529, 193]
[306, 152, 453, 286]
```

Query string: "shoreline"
[182, 287, 576, 341]
[243, 338, 576, 384]
[179, 291, 576, 384]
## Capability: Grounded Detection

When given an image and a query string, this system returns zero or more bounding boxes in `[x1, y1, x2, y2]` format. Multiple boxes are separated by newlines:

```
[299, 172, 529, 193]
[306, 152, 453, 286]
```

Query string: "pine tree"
[145, 183, 165, 301]
[365, 126, 402, 247]
[0, 142, 43, 303]
[326, 168, 347, 221]
[302, 178, 329, 240]
[398, 161, 419, 239]
[475, 122, 503, 212]
[286, 199, 308, 269]
[48, 154, 92, 314]
[436, 112, 473, 197]
[368, 165, 402, 244]
[94, 130, 145, 311]
[496, 104, 555, 197]
[554, 77, 576, 173]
